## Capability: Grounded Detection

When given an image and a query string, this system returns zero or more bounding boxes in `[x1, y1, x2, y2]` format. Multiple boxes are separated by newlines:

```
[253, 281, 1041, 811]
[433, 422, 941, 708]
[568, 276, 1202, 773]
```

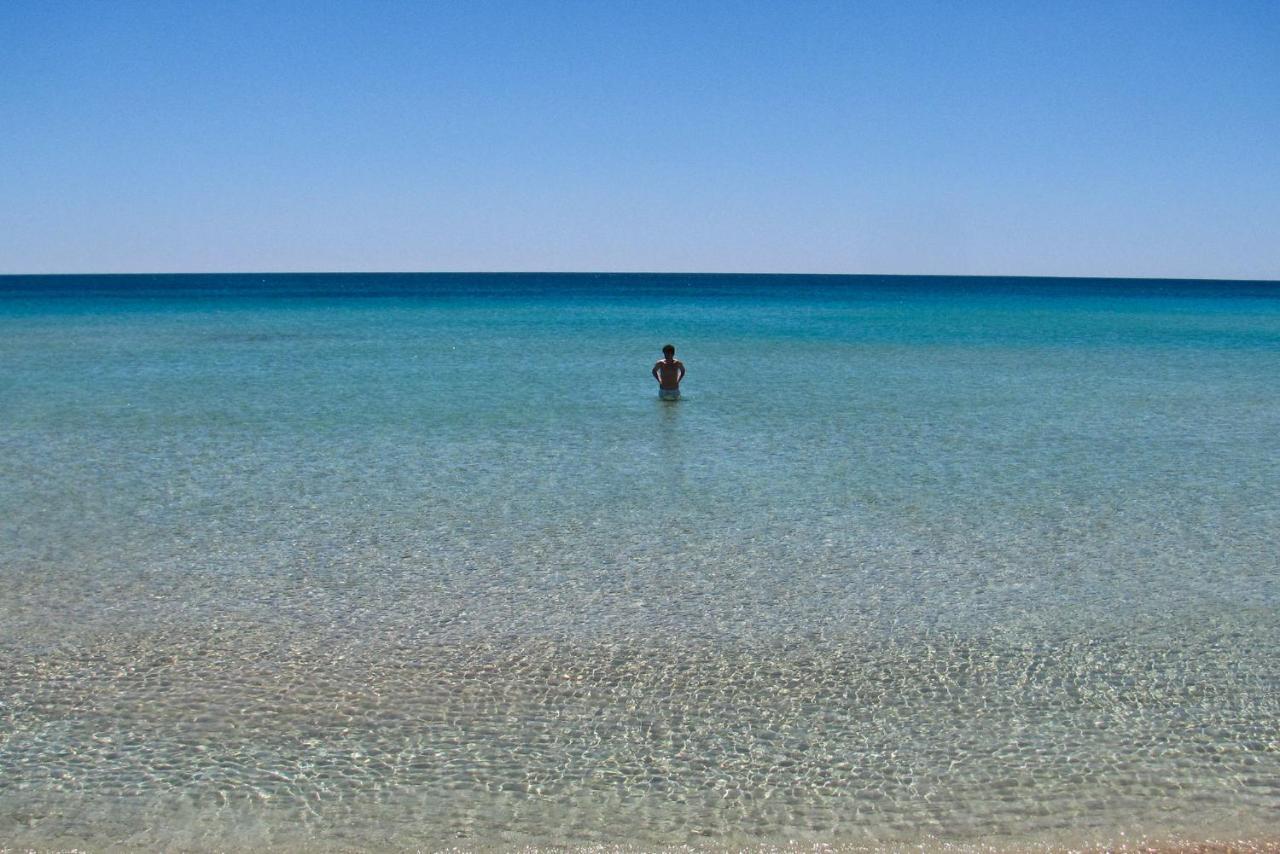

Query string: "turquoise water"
[2, 274, 1278, 849]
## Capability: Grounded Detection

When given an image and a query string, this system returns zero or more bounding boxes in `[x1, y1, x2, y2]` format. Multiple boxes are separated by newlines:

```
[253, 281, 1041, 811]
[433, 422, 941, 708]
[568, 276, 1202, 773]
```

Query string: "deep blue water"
[4, 271, 1280, 299]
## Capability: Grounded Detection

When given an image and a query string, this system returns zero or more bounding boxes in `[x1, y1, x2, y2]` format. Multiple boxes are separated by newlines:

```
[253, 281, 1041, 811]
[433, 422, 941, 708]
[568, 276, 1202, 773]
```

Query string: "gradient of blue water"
[2, 275, 1278, 849]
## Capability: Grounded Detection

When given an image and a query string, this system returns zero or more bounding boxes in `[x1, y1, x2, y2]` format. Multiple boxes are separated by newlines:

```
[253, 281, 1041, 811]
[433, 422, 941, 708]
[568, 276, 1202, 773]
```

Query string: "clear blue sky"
[2, 0, 1277, 278]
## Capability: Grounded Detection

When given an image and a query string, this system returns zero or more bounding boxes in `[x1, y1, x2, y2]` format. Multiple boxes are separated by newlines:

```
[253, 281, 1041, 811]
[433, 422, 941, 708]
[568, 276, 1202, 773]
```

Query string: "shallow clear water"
[1, 274, 1278, 849]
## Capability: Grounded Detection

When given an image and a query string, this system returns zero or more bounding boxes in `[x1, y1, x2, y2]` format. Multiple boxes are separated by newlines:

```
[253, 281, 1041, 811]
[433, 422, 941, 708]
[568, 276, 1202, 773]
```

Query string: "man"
[651, 344, 685, 400]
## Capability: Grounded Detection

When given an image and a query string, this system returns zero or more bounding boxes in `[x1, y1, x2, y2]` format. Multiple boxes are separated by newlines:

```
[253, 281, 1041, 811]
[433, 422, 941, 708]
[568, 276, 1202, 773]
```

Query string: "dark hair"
[662, 344, 675, 355]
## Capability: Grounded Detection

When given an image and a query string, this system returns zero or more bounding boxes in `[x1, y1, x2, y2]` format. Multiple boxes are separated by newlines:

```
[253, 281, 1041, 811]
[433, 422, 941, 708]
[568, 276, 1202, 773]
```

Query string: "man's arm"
[652, 362, 661, 382]
[677, 361, 686, 382]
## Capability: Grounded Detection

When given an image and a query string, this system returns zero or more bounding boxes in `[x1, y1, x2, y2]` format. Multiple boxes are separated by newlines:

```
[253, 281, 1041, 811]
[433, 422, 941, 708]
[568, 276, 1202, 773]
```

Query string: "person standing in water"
[652, 344, 685, 400]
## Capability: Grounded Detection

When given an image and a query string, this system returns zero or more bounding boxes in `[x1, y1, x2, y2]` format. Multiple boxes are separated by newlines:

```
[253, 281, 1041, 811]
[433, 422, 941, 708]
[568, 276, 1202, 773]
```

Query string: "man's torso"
[655, 359, 683, 389]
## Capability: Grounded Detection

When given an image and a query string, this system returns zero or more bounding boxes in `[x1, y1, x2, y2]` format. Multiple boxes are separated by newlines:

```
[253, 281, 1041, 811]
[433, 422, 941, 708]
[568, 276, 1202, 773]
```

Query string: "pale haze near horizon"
[2, 0, 1277, 280]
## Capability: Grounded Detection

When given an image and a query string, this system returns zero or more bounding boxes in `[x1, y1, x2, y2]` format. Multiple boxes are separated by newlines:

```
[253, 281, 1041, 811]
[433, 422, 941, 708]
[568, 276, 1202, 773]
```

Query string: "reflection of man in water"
[652, 344, 685, 400]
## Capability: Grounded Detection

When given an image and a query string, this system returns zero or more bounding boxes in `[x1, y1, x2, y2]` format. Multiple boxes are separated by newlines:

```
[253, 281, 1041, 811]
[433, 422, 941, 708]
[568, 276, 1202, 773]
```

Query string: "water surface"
[2, 274, 1278, 849]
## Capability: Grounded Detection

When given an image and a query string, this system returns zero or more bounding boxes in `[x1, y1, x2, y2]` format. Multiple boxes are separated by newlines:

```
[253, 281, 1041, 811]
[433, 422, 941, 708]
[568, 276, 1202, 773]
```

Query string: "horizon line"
[3, 270, 1279, 285]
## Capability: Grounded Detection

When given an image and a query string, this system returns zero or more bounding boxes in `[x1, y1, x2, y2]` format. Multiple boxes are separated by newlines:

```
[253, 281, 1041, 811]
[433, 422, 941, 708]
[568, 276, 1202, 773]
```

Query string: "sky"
[2, 0, 1278, 278]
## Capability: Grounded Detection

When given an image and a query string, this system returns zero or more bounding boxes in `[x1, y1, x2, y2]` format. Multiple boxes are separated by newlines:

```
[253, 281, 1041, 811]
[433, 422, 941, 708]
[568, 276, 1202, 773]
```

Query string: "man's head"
[662, 344, 676, 358]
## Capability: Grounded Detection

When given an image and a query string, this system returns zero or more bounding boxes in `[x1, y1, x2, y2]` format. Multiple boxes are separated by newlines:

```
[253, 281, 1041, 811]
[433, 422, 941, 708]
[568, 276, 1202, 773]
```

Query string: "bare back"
[652, 358, 684, 390]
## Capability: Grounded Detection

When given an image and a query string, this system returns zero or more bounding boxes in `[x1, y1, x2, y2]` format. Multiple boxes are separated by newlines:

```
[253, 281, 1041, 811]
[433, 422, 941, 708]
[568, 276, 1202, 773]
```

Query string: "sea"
[1, 273, 1278, 850]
